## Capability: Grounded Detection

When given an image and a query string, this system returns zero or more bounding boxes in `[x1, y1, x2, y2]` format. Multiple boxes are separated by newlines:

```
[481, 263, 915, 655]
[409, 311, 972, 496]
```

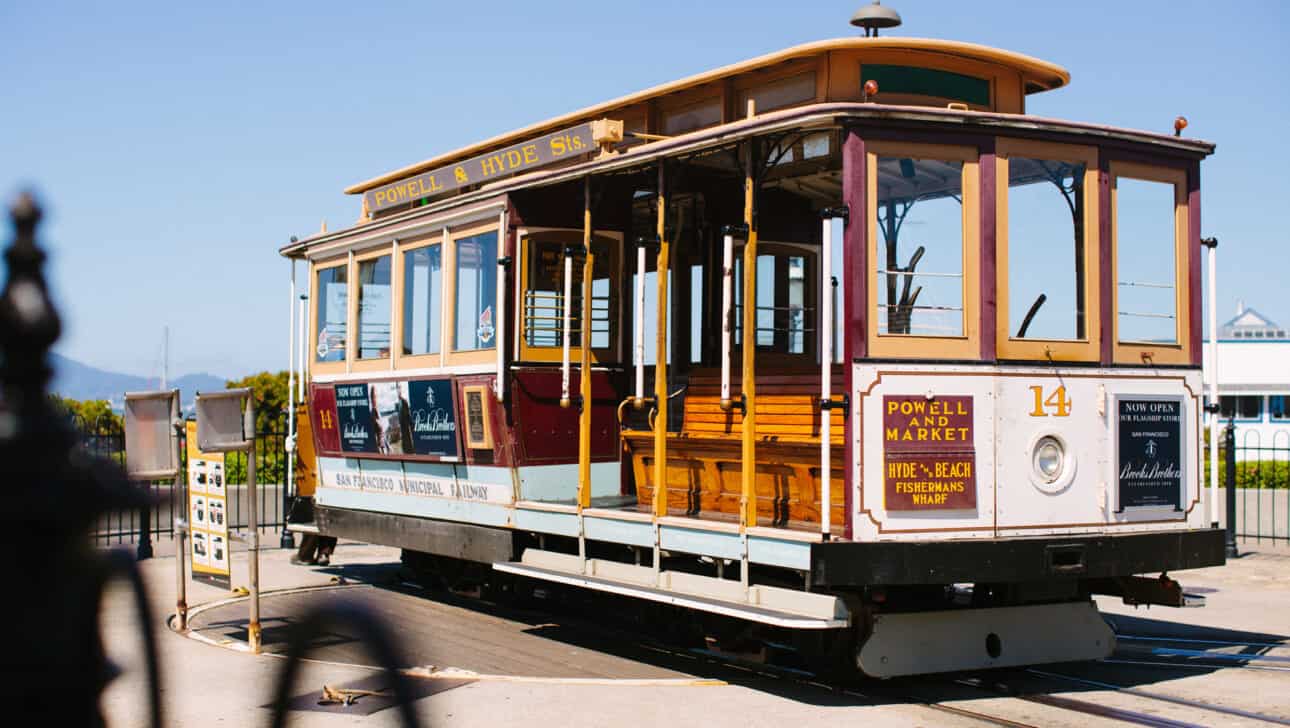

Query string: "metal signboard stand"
[195, 387, 263, 651]
[123, 389, 184, 625]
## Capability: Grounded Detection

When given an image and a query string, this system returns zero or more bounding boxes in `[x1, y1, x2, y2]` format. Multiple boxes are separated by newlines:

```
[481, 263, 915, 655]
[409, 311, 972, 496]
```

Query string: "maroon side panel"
[979, 141, 997, 361]
[1188, 162, 1203, 366]
[842, 128, 866, 540]
[309, 384, 341, 454]
[1098, 157, 1114, 365]
[511, 368, 621, 465]
[454, 374, 514, 467]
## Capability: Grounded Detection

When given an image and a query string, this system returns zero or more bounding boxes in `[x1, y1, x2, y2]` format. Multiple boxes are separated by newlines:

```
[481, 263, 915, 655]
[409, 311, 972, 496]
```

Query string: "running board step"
[493, 549, 849, 630]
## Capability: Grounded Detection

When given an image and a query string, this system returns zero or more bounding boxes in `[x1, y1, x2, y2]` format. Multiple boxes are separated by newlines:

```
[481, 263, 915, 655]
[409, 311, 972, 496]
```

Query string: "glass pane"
[634, 269, 672, 365]
[1238, 396, 1262, 420]
[314, 265, 347, 362]
[1116, 177, 1177, 343]
[402, 245, 441, 356]
[454, 231, 498, 351]
[1219, 396, 1236, 420]
[691, 264, 704, 363]
[874, 156, 965, 336]
[356, 256, 392, 359]
[733, 250, 814, 354]
[1007, 157, 1088, 340]
[1270, 395, 1289, 420]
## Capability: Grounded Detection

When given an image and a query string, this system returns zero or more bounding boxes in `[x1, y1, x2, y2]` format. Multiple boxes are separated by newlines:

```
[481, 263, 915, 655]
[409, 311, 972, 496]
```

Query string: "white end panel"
[852, 363, 996, 541]
[994, 366, 1204, 535]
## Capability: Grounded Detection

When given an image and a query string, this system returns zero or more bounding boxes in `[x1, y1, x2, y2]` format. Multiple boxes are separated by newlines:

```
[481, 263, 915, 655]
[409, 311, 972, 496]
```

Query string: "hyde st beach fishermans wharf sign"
[883, 395, 977, 510]
[1117, 398, 1184, 510]
[364, 122, 596, 215]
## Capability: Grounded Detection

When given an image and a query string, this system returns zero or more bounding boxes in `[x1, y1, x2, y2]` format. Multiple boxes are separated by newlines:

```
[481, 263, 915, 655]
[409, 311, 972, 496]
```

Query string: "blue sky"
[2, 0, 1286, 378]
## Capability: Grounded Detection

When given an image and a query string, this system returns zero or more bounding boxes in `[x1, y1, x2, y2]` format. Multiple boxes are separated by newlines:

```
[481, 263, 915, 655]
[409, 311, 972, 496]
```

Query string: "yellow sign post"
[186, 420, 230, 588]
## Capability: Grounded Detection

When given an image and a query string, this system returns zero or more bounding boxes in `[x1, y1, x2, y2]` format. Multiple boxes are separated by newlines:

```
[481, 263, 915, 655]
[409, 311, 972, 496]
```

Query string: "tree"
[51, 394, 123, 432]
[221, 371, 292, 486]
[225, 370, 291, 432]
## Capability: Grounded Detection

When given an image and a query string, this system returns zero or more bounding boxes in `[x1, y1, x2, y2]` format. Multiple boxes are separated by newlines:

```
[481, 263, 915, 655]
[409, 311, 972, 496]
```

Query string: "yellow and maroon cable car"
[280, 6, 1222, 677]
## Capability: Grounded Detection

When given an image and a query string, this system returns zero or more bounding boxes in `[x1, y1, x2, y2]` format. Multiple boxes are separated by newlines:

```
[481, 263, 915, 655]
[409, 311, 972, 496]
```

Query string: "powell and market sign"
[364, 122, 596, 215]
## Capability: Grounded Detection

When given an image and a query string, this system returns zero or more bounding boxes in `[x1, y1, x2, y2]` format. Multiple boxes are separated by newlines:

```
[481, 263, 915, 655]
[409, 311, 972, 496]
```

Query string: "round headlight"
[1033, 436, 1064, 483]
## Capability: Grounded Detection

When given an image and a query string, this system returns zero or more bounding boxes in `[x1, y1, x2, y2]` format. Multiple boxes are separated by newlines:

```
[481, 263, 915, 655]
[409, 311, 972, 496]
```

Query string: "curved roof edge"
[344, 37, 1070, 195]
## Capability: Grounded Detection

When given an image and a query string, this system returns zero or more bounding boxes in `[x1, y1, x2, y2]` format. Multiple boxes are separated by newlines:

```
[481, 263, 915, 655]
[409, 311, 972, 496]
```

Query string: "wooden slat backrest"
[681, 367, 845, 444]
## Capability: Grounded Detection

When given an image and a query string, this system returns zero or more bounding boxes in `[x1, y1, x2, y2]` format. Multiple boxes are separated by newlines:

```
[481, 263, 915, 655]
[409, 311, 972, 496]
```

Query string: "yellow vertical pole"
[579, 177, 594, 510]
[652, 163, 669, 518]
[740, 139, 758, 529]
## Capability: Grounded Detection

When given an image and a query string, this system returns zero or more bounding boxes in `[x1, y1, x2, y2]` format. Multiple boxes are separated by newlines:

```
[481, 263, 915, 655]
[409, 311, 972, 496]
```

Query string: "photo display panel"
[186, 420, 230, 587]
[321, 377, 460, 459]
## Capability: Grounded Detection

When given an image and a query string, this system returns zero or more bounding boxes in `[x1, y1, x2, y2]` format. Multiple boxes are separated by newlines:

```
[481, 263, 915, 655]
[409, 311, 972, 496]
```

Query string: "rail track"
[366, 570, 1290, 727]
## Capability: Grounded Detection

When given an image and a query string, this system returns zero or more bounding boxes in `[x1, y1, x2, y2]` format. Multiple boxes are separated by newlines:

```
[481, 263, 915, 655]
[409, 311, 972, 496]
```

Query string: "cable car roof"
[343, 37, 1071, 196]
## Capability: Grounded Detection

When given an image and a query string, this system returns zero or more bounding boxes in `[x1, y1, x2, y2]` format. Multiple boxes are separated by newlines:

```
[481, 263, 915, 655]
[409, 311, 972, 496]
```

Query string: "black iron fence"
[1206, 424, 1289, 545]
[77, 412, 292, 548]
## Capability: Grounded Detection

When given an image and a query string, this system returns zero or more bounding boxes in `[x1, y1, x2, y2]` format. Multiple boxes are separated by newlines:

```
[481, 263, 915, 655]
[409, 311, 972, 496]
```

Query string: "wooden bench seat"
[623, 367, 845, 531]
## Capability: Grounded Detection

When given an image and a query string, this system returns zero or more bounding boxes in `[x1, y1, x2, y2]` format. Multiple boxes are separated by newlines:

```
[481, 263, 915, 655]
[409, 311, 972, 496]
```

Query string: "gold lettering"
[481, 156, 502, 177]
[506, 149, 522, 168]
[522, 144, 538, 164]
[885, 427, 899, 441]
[454, 166, 469, 184]
[551, 137, 567, 156]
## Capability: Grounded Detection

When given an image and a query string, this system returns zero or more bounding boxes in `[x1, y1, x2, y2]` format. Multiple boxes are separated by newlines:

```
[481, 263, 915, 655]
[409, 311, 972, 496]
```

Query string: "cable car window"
[522, 236, 618, 352]
[356, 255, 392, 359]
[734, 247, 814, 355]
[402, 244, 442, 356]
[874, 156, 965, 337]
[1006, 157, 1089, 340]
[454, 231, 498, 351]
[1115, 177, 1177, 344]
[314, 264, 347, 363]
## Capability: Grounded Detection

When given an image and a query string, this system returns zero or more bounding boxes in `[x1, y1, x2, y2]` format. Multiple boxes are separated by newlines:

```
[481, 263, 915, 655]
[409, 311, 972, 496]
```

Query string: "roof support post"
[740, 138, 759, 529]
[652, 163, 670, 518]
[579, 177, 594, 510]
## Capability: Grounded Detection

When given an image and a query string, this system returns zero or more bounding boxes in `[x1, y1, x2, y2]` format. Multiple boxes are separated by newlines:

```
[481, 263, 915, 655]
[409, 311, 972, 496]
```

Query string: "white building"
[1203, 302, 1290, 452]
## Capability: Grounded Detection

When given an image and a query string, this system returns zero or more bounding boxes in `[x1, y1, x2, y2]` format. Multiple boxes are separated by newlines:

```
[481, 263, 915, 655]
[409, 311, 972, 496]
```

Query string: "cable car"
[280, 5, 1223, 677]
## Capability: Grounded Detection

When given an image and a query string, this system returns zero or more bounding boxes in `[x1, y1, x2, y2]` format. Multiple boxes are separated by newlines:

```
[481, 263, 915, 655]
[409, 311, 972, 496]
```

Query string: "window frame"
[309, 256, 350, 377]
[731, 240, 820, 366]
[1110, 161, 1191, 365]
[516, 227, 623, 364]
[444, 221, 501, 367]
[351, 245, 395, 371]
[995, 138, 1101, 361]
[865, 140, 981, 360]
[392, 231, 446, 370]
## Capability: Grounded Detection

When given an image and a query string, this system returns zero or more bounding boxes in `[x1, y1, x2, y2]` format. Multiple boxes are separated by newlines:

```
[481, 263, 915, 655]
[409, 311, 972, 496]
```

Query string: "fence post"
[280, 413, 295, 549]
[137, 488, 153, 560]
[1224, 422, 1238, 557]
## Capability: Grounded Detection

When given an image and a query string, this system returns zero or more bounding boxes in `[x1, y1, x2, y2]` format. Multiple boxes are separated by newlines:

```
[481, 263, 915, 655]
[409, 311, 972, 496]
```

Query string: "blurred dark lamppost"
[0, 192, 161, 725]
[1223, 421, 1238, 557]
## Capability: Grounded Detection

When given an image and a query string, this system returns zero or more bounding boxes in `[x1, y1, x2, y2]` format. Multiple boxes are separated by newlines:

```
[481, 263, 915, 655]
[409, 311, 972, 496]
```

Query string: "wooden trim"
[392, 232, 447, 371]
[841, 128, 865, 539]
[865, 140, 981, 360]
[1109, 161, 1190, 366]
[978, 140, 996, 361]
[516, 227, 624, 364]
[461, 383, 495, 450]
[1098, 159, 1113, 365]
[1187, 162, 1202, 367]
[994, 138, 1101, 362]
[444, 221, 501, 367]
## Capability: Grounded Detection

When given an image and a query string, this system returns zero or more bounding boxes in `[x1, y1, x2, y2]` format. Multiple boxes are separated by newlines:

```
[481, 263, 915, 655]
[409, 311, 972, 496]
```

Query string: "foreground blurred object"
[0, 192, 162, 725]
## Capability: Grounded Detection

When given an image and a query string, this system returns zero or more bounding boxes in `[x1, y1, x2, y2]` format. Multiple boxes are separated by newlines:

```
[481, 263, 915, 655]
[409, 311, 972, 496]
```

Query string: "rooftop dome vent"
[851, 1, 902, 37]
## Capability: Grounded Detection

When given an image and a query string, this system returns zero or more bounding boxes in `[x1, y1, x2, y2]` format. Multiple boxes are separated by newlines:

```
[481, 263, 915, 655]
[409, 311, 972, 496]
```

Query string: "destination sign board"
[364, 122, 595, 215]
[882, 395, 977, 511]
[1117, 397, 1183, 510]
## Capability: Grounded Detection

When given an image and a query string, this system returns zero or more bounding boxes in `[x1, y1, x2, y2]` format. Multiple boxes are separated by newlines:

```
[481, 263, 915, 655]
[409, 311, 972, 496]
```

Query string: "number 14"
[1029, 386, 1071, 417]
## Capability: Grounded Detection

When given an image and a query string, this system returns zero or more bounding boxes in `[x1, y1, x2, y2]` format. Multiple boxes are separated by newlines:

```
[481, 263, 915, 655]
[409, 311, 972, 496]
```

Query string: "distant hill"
[50, 353, 226, 409]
